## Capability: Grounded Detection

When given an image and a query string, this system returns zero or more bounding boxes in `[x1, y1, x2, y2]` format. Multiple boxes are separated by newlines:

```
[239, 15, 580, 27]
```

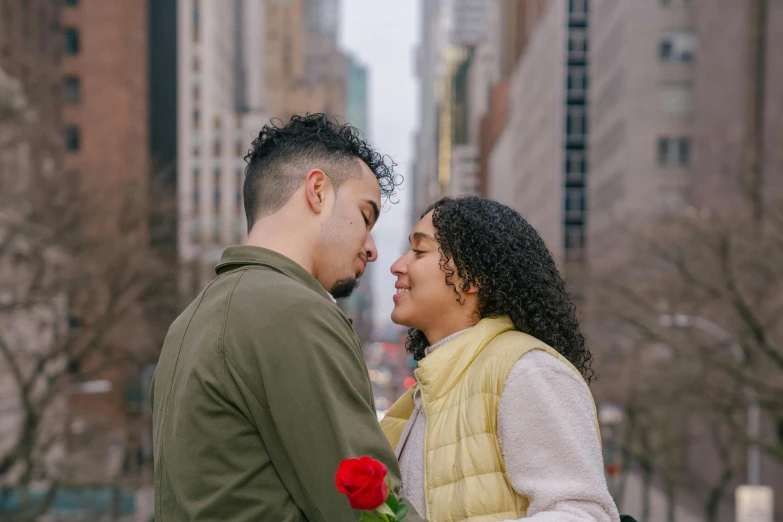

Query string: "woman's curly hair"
[406, 196, 596, 383]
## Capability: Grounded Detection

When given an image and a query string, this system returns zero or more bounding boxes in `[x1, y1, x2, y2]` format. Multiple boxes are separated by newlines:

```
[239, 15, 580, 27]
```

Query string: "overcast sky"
[339, 0, 420, 329]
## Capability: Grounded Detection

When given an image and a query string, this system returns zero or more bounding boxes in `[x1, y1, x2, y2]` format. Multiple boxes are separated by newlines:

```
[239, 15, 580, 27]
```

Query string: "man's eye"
[363, 215, 370, 226]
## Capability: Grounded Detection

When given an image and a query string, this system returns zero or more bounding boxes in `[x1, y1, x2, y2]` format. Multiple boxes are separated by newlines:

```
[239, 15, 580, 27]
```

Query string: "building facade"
[177, 0, 269, 296]
[588, 0, 695, 263]
[489, 0, 589, 271]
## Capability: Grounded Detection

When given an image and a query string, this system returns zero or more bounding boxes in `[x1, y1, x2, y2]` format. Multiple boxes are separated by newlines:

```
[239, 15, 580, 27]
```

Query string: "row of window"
[567, 31, 695, 64]
[658, 137, 691, 167]
[190, 216, 246, 243]
[191, 167, 244, 207]
[659, 30, 696, 63]
[560, 138, 690, 172]
[192, 188, 243, 207]
[63, 0, 79, 152]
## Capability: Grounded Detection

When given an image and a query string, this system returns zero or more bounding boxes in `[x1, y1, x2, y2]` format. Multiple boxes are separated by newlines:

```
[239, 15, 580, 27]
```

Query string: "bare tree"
[586, 190, 783, 521]
[1, 69, 175, 521]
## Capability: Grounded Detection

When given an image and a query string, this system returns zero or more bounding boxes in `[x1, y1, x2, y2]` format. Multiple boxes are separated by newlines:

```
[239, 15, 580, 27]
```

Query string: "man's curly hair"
[243, 113, 398, 231]
[407, 196, 596, 383]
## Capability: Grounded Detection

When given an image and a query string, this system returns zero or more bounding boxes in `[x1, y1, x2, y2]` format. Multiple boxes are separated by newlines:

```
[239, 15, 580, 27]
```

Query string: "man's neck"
[247, 222, 315, 275]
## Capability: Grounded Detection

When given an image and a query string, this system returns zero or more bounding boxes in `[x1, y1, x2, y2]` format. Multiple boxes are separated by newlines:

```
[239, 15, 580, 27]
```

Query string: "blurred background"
[0, 0, 781, 520]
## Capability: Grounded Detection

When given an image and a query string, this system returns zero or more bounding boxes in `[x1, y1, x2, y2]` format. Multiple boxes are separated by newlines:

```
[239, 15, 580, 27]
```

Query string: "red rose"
[606, 463, 620, 476]
[335, 456, 390, 511]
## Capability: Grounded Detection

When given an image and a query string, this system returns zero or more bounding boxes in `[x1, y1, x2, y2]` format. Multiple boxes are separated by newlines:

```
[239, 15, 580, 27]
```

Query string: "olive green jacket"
[151, 246, 423, 521]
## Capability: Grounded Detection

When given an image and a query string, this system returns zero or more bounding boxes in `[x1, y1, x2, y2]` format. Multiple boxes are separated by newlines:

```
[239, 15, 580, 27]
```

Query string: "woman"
[381, 197, 619, 522]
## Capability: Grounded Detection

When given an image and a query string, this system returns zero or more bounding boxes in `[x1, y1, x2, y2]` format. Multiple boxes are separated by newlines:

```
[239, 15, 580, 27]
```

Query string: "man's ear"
[304, 169, 330, 214]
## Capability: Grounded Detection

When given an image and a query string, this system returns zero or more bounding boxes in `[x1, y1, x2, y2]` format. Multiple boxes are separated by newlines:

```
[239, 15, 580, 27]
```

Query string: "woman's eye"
[412, 249, 424, 256]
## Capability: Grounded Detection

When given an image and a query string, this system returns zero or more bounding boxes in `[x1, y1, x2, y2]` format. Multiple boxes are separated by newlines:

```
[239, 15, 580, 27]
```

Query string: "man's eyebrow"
[364, 200, 380, 224]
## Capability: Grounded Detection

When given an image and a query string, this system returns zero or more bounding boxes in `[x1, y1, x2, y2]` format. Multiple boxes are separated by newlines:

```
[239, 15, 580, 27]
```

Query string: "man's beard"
[330, 277, 359, 300]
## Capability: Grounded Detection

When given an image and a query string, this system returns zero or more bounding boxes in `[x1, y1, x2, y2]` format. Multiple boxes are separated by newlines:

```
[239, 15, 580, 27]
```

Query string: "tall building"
[60, 0, 150, 199]
[345, 55, 369, 136]
[56, 0, 155, 489]
[177, 0, 269, 296]
[411, 0, 502, 221]
[149, 0, 179, 251]
[478, 0, 550, 196]
[264, 0, 346, 120]
[588, 2, 783, 520]
[489, 0, 589, 272]
[588, 0, 695, 262]
[691, 0, 783, 219]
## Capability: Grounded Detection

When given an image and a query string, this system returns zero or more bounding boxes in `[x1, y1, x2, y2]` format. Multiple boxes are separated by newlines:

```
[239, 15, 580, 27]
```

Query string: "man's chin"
[329, 278, 359, 300]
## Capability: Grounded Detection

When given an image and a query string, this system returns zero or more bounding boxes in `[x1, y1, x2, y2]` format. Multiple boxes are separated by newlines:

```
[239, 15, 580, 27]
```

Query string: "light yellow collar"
[414, 315, 516, 402]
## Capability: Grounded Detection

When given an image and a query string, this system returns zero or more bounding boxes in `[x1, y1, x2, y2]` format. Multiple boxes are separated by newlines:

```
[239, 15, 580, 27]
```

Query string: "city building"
[345, 54, 369, 135]
[690, 0, 783, 220]
[60, 0, 150, 200]
[411, 0, 502, 221]
[478, 0, 550, 197]
[149, 0, 179, 251]
[264, 0, 346, 120]
[489, 0, 589, 273]
[177, 0, 269, 296]
[588, 0, 695, 263]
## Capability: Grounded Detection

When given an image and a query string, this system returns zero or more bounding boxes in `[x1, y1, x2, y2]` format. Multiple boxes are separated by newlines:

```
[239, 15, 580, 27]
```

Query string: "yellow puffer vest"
[381, 316, 598, 522]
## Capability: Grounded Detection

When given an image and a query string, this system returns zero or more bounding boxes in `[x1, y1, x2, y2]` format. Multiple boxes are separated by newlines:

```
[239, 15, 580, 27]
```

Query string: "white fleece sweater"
[398, 347, 620, 522]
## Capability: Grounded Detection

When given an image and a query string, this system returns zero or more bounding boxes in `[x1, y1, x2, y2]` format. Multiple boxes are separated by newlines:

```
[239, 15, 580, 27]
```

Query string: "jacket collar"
[215, 246, 332, 301]
[414, 315, 516, 402]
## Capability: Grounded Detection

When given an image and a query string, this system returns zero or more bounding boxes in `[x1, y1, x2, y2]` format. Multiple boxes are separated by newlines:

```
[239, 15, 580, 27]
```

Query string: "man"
[151, 114, 423, 521]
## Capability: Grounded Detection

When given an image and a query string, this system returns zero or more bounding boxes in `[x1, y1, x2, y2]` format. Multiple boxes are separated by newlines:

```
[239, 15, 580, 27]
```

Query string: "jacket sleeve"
[223, 291, 425, 522]
[497, 351, 619, 522]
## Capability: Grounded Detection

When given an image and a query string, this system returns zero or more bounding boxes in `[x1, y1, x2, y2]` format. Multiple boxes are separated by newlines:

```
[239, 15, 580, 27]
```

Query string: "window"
[569, 30, 587, 60]
[64, 125, 80, 150]
[64, 0, 78, 5]
[567, 107, 587, 138]
[567, 67, 587, 96]
[657, 137, 691, 167]
[214, 188, 221, 206]
[678, 138, 691, 166]
[659, 82, 693, 116]
[566, 151, 587, 182]
[193, 109, 200, 127]
[64, 76, 80, 103]
[566, 188, 585, 219]
[570, 0, 588, 19]
[659, 30, 697, 62]
[193, 189, 200, 205]
[661, 0, 693, 8]
[64, 28, 79, 54]
[192, 83, 200, 101]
